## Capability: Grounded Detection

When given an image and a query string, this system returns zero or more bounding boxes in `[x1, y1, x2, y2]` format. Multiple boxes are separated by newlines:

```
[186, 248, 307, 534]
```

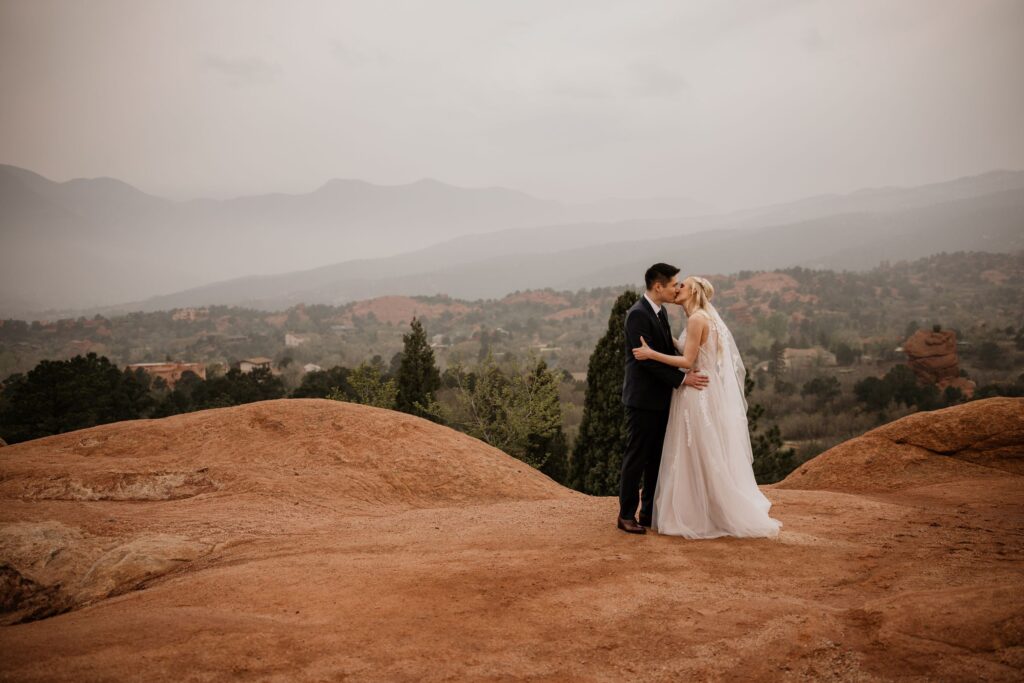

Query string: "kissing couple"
[617, 262, 782, 539]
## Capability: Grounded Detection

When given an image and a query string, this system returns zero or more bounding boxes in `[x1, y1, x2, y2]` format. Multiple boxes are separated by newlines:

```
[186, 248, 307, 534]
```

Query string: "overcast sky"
[1, 0, 1022, 210]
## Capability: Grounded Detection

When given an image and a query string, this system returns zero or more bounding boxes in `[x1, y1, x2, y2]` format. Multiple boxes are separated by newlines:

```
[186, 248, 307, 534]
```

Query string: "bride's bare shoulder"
[689, 310, 711, 323]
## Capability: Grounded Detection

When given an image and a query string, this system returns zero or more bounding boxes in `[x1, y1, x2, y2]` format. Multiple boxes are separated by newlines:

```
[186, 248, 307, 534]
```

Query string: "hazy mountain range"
[0, 164, 713, 317]
[2, 164, 1022, 319]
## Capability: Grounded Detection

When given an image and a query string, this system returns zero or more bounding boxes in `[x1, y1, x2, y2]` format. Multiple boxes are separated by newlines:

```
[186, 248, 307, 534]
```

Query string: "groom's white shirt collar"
[643, 292, 662, 315]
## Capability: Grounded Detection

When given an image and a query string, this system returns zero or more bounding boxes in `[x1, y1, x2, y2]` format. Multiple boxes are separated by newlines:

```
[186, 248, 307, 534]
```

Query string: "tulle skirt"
[652, 367, 782, 539]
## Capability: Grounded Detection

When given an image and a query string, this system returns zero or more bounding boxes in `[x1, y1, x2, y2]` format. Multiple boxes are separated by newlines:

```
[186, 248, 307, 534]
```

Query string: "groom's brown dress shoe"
[638, 515, 652, 528]
[617, 517, 646, 534]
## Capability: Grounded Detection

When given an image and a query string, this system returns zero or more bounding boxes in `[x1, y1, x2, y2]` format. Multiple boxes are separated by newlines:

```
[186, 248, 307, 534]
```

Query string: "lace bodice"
[680, 311, 719, 372]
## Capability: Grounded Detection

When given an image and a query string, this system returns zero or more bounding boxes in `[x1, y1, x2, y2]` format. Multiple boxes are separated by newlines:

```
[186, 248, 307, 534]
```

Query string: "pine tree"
[538, 429, 569, 485]
[569, 290, 639, 494]
[520, 359, 567, 477]
[431, 355, 565, 474]
[0, 353, 154, 443]
[745, 376, 797, 484]
[395, 317, 441, 419]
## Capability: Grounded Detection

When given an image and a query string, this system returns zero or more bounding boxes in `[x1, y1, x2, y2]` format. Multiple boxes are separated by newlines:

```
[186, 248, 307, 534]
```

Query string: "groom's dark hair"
[645, 263, 680, 290]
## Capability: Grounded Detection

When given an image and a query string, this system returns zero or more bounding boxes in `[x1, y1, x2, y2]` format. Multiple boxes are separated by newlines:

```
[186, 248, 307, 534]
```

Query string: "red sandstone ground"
[1, 398, 1022, 682]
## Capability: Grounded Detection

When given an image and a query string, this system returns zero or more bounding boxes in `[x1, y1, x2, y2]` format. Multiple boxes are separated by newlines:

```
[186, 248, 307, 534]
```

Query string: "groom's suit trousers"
[619, 405, 671, 520]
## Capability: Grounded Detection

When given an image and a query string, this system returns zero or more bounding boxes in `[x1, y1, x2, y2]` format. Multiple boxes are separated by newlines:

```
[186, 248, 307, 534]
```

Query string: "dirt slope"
[1, 398, 1022, 681]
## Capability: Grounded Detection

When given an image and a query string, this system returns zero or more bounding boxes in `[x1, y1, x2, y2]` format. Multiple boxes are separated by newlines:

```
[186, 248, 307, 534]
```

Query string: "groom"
[618, 263, 709, 534]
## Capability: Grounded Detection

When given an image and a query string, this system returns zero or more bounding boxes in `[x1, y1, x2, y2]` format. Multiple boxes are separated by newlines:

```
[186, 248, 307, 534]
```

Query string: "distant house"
[303, 363, 323, 373]
[171, 307, 209, 321]
[781, 347, 837, 370]
[530, 343, 561, 353]
[238, 357, 273, 373]
[126, 361, 206, 388]
[285, 333, 308, 348]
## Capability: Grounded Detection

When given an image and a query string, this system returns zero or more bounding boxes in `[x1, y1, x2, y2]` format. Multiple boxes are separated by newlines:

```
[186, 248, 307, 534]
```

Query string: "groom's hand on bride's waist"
[683, 371, 709, 390]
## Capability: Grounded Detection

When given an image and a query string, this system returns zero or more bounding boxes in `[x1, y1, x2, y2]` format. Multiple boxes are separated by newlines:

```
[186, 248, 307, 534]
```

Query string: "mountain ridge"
[68, 184, 1024, 316]
[3, 164, 1023, 318]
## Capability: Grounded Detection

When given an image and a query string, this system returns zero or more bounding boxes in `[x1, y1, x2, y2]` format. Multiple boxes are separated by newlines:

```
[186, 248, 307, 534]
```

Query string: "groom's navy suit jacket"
[622, 295, 686, 411]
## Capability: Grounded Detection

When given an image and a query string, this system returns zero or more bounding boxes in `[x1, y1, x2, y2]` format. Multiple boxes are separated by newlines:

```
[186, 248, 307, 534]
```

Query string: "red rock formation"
[904, 327, 976, 397]
[777, 397, 1024, 492]
[344, 296, 473, 325]
[727, 301, 754, 323]
[904, 328, 959, 382]
[1, 399, 1022, 680]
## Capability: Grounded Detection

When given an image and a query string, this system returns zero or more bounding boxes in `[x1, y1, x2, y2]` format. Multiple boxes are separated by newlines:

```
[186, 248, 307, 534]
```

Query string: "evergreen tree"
[0, 353, 153, 444]
[768, 340, 787, 380]
[153, 366, 286, 417]
[976, 341, 1002, 369]
[834, 342, 860, 366]
[477, 329, 492, 362]
[431, 355, 564, 473]
[538, 428, 569, 485]
[569, 290, 638, 494]
[291, 366, 353, 399]
[745, 376, 798, 484]
[801, 375, 841, 404]
[852, 363, 950, 412]
[518, 359, 567, 475]
[395, 317, 441, 418]
[338, 361, 397, 409]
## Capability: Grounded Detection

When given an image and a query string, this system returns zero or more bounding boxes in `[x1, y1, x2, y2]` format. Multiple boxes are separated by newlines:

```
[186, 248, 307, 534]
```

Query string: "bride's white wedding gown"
[652, 308, 782, 539]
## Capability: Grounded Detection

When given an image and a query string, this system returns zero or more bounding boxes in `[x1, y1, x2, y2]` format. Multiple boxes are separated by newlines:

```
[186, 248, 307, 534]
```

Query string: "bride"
[632, 276, 782, 539]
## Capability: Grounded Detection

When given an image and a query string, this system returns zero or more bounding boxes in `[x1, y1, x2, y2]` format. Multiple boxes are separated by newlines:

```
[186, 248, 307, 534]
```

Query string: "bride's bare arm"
[633, 315, 707, 369]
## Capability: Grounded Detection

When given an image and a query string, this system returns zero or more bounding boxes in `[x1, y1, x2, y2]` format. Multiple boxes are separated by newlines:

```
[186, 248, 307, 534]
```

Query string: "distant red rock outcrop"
[344, 296, 472, 325]
[903, 327, 976, 397]
[501, 290, 571, 307]
[904, 328, 959, 383]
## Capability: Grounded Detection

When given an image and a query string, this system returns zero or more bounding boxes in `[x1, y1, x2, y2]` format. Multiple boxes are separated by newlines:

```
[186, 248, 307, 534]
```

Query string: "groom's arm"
[624, 310, 686, 389]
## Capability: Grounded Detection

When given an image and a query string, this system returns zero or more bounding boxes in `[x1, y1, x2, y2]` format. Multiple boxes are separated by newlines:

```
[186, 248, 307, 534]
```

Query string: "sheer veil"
[705, 303, 753, 464]
[654, 298, 781, 538]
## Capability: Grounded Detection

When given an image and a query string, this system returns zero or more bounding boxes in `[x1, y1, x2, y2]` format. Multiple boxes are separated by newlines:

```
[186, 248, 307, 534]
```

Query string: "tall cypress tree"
[569, 290, 639, 494]
[395, 317, 442, 419]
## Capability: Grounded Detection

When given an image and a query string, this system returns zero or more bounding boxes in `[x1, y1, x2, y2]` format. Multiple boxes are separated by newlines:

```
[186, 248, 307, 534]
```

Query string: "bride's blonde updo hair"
[688, 276, 715, 312]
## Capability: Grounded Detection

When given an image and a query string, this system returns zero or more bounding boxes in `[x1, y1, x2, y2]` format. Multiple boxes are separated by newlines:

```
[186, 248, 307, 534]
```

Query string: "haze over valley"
[3, 163, 1022, 318]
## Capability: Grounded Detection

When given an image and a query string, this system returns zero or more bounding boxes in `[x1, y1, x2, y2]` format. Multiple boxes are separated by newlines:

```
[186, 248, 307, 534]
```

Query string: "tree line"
[0, 318, 571, 483]
[13, 295, 1003, 488]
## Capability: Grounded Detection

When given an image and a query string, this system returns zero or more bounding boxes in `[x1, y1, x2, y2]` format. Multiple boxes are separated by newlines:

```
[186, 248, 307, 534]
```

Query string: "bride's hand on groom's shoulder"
[632, 336, 654, 360]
